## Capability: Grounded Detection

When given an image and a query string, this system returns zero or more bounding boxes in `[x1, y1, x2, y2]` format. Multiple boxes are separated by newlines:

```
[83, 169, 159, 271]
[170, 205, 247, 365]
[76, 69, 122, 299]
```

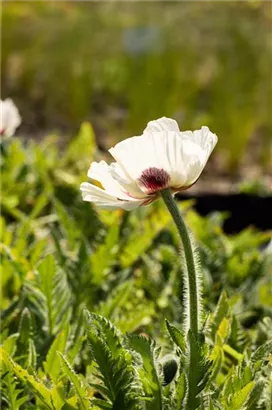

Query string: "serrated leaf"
[209, 345, 224, 385]
[245, 380, 264, 410]
[208, 291, 229, 340]
[174, 372, 187, 409]
[185, 330, 211, 410]
[165, 320, 186, 353]
[43, 323, 69, 382]
[17, 307, 33, 347]
[127, 334, 162, 410]
[227, 381, 254, 410]
[32, 254, 72, 336]
[1, 347, 53, 409]
[251, 340, 272, 364]
[16, 307, 36, 368]
[85, 312, 143, 409]
[1, 334, 19, 356]
[51, 382, 66, 409]
[58, 353, 90, 410]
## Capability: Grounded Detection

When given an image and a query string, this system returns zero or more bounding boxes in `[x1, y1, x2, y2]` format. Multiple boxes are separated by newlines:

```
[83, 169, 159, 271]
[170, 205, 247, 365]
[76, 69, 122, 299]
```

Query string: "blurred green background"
[2, 1, 272, 175]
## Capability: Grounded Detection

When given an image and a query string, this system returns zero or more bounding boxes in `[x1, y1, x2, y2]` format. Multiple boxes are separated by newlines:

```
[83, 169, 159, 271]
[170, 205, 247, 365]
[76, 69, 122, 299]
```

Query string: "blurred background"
[2, 1, 272, 194]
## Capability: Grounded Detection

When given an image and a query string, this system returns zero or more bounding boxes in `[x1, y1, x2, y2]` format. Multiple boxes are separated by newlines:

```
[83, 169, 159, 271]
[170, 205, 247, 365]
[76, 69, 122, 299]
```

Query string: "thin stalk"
[160, 188, 199, 339]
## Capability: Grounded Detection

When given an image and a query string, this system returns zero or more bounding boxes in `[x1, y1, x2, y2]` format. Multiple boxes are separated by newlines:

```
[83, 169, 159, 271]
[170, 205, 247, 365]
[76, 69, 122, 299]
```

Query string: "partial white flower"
[80, 117, 217, 210]
[0, 99, 22, 138]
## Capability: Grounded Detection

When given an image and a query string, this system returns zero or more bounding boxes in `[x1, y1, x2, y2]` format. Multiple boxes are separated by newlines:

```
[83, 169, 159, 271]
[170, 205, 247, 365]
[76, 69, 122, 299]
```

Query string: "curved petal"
[180, 126, 217, 159]
[108, 162, 148, 199]
[144, 117, 180, 133]
[176, 127, 217, 187]
[88, 161, 133, 201]
[80, 182, 145, 210]
[177, 139, 207, 187]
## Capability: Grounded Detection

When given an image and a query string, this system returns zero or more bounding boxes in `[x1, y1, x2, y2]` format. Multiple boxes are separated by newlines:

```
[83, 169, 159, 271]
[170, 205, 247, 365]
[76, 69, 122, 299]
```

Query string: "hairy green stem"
[161, 188, 199, 339]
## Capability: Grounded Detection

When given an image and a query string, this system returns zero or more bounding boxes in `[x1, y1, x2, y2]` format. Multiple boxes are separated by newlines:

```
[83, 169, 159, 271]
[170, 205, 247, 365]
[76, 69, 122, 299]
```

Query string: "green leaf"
[1, 347, 53, 409]
[43, 323, 69, 382]
[1, 334, 19, 356]
[245, 380, 265, 410]
[58, 353, 90, 410]
[165, 320, 186, 353]
[85, 312, 144, 409]
[251, 340, 272, 365]
[91, 398, 113, 409]
[209, 345, 224, 385]
[184, 330, 211, 410]
[53, 199, 80, 251]
[0, 368, 29, 410]
[90, 221, 120, 285]
[127, 334, 163, 410]
[173, 372, 187, 409]
[29, 254, 72, 336]
[17, 192, 51, 238]
[62, 122, 96, 169]
[227, 381, 254, 410]
[208, 291, 229, 340]
[98, 281, 134, 319]
[120, 204, 173, 268]
[16, 307, 36, 368]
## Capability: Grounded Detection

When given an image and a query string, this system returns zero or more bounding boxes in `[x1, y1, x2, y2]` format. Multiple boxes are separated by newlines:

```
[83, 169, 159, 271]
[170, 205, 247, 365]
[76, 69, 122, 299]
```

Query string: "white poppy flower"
[80, 117, 217, 210]
[0, 99, 22, 138]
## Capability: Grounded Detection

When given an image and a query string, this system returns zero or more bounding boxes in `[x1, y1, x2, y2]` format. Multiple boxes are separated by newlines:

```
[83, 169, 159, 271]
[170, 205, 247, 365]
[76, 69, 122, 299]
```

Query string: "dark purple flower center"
[138, 167, 170, 193]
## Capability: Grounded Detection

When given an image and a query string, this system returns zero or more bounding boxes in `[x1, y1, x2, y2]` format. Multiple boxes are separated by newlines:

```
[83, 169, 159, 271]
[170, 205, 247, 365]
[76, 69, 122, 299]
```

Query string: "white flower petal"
[88, 161, 134, 201]
[80, 182, 145, 210]
[180, 126, 217, 159]
[109, 131, 188, 189]
[109, 132, 168, 181]
[178, 139, 207, 186]
[0, 99, 21, 137]
[176, 127, 217, 186]
[144, 116, 180, 133]
[108, 162, 148, 199]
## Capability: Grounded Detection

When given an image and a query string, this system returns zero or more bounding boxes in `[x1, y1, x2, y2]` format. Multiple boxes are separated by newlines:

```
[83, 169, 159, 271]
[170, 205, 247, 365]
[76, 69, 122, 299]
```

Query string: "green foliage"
[58, 353, 90, 410]
[184, 330, 211, 410]
[85, 312, 145, 409]
[127, 334, 162, 409]
[1, 131, 271, 409]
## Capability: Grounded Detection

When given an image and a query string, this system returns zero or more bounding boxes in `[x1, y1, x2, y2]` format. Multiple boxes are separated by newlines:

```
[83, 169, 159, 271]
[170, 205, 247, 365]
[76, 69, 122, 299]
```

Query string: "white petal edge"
[144, 116, 180, 133]
[175, 127, 218, 187]
[180, 126, 218, 158]
[108, 162, 149, 198]
[80, 182, 146, 210]
[1, 99, 22, 137]
[87, 160, 135, 201]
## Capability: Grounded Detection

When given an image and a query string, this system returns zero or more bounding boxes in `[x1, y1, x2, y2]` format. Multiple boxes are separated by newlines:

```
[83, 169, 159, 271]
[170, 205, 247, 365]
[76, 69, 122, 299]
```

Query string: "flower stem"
[161, 188, 199, 339]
